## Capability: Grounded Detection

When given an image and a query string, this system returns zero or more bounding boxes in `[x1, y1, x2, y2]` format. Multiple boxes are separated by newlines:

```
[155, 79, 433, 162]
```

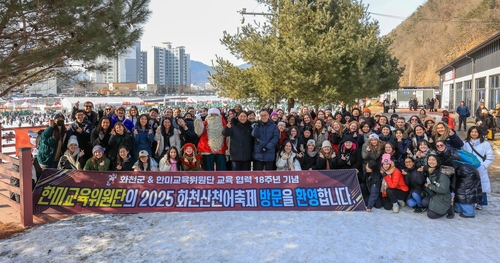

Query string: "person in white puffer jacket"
[462, 126, 495, 210]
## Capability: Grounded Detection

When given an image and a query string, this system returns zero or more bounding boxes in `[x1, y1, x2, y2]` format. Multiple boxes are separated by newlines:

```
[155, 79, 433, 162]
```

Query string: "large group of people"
[31, 100, 496, 219]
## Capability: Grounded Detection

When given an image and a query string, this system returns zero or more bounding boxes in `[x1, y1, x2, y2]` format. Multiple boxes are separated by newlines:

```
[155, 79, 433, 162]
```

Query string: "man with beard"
[72, 101, 99, 126]
[194, 108, 228, 171]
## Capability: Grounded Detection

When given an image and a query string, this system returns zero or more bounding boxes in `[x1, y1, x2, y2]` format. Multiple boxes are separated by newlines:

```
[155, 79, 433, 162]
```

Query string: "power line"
[369, 12, 500, 24]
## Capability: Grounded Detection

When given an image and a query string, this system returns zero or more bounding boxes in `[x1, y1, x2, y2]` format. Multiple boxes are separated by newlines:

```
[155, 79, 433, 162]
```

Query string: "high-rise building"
[139, 51, 147, 84]
[144, 42, 191, 88]
[91, 42, 141, 83]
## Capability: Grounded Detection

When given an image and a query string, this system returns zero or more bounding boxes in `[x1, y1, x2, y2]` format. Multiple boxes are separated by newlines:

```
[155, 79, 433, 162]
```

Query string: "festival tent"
[20, 100, 33, 108]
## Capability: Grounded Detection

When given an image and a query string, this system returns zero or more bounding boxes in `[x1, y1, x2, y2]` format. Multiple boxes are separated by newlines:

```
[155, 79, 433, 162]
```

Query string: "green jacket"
[37, 126, 64, 167]
[83, 157, 111, 171]
[427, 168, 452, 215]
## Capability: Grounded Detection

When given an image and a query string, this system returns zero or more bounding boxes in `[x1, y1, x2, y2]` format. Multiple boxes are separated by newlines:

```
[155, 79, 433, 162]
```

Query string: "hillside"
[190, 61, 250, 85]
[389, 0, 500, 86]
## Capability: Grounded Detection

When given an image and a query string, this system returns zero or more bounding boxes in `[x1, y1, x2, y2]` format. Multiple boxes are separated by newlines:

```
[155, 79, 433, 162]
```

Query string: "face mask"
[57, 120, 64, 126]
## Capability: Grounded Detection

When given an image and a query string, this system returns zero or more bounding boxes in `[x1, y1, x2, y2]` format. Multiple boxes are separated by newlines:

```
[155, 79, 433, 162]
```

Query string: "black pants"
[427, 205, 454, 219]
[386, 188, 408, 204]
[253, 160, 274, 171]
[232, 161, 252, 171]
[458, 116, 467, 130]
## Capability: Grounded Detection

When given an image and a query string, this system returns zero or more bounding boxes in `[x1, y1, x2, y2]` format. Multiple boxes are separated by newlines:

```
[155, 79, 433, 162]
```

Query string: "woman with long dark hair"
[276, 140, 301, 171]
[113, 146, 134, 171]
[422, 155, 455, 219]
[222, 111, 254, 171]
[133, 114, 154, 159]
[133, 150, 158, 171]
[37, 113, 67, 169]
[462, 126, 494, 210]
[90, 117, 112, 155]
[154, 117, 181, 160]
[159, 146, 182, 171]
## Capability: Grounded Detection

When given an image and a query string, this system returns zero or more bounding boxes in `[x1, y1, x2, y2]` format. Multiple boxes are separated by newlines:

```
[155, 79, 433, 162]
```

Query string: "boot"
[446, 206, 455, 219]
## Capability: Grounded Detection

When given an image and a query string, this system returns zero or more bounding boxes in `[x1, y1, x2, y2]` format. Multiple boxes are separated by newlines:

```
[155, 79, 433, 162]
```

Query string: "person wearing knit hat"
[362, 133, 384, 167]
[317, 140, 337, 170]
[389, 113, 399, 127]
[270, 111, 279, 124]
[57, 135, 85, 170]
[337, 136, 361, 171]
[83, 144, 110, 171]
[380, 153, 408, 213]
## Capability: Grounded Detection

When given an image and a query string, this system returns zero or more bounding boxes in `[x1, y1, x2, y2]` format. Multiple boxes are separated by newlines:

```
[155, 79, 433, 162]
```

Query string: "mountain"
[389, 0, 500, 86]
[190, 61, 251, 85]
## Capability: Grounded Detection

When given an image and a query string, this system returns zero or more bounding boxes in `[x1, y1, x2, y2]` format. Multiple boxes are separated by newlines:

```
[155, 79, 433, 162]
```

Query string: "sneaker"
[392, 204, 400, 213]
[460, 213, 475, 218]
[475, 204, 483, 210]
[420, 207, 427, 213]
[398, 200, 406, 207]
[414, 207, 423, 213]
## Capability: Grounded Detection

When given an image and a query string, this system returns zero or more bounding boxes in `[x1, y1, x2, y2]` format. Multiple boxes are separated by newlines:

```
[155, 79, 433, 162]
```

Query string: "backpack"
[443, 116, 456, 130]
[453, 149, 481, 168]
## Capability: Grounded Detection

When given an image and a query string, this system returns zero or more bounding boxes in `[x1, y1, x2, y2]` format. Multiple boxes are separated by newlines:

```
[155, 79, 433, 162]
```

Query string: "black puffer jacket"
[455, 164, 483, 204]
[298, 152, 318, 170]
[403, 166, 425, 198]
[223, 118, 254, 161]
[336, 142, 362, 179]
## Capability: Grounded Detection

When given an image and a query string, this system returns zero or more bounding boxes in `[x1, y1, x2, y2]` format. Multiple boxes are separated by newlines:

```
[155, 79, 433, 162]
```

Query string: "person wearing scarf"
[180, 143, 203, 171]
[380, 153, 408, 213]
[58, 135, 85, 170]
[276, 140, 301, 171]
[316, 141, 337, 170]
[83, 145, 110, 171]
[159, 146, 182, 171]
[298, 139, 318, 170]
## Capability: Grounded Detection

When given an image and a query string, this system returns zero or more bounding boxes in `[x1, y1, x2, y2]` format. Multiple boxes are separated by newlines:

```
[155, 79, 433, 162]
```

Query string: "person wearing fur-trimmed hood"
[194, 107, 228, 171]
[276, 140, 302, 171]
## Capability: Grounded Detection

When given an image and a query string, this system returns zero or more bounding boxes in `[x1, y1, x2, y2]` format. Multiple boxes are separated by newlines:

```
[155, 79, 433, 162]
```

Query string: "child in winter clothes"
[380, 153, 409, 213]
[159, 146, 182, 171]
[83, 145, 110, 171]
[180, 143, 203, 171]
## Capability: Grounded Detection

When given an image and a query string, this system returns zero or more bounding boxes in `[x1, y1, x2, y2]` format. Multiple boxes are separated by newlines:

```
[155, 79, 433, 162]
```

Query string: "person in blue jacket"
[252, 109, 279, 171]
[111, 106, 134, 132]
[133, 114, 154, 158]
[456, 101, 470, 131]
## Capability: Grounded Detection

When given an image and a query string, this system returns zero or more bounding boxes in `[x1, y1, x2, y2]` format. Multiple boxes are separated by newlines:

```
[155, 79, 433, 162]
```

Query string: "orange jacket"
[384, 168, 409, 192]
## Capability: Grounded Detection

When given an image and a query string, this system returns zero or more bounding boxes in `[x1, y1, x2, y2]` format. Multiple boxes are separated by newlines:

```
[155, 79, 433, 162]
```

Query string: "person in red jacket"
[380, 153, 409, 213]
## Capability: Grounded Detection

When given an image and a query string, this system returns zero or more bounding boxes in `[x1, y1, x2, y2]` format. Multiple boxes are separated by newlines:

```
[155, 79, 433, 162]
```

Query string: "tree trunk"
[287, 98, 295, 114]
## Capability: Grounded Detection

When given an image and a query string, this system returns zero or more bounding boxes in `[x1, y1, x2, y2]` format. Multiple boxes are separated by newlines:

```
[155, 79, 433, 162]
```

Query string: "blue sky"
[140, 0, 427, 65]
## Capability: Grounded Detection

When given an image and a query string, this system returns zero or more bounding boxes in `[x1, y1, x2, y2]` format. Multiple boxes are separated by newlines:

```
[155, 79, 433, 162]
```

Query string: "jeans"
[458, 116, 467, 130]
[454, 203, 475, 216]
[407, 191, 423, 207]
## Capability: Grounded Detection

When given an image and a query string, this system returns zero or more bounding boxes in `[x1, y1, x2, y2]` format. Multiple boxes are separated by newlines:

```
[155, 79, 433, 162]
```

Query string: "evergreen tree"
[210, 0, 404, 110]
[0, 0, 151, 97]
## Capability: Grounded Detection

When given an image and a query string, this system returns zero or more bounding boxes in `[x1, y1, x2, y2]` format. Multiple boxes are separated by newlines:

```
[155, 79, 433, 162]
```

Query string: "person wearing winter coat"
[378, 124, 397, 147]
[66, 109, 93, 162]
[57, 135, 85, 170]
[111, 106, 134, 132]
[90, 117, 112, 156]
[133, 114, 155, 159]
[462, 126, 494, 210]
[431, 121, 463, 150]
[328, 120, 345, 152]
[83, 145, 111, 171]
[222, 111, 254, 171]
[108, 122, 133, 165]
[402, 157, 426, 213]
[194, 108, 228, 171]
[276, 140, 302, 171]
[410, 124, 430, 150]
[394, 128, 413, 169]
[365, 160, 384, 212]
[475, 109, 493, 139]
[456, 101, 470, 131]
[154, 117, 181, 160]
[337, 138, 362, 173]
[380, 154, 409, 213]
[133, 150, 159, 171]
[37, 113, 67, 169]
[298, 139, 318, 170]
[159, 146, 182, 171]
[180, 143, 203, 171]
[316, 140, 337, 170]
[453, 163, 483, 218]
[422, 155, 454, 219]
[176, 117, 199, 147]
[113, 146, 135, 171]
[298, 126, 313, 153]
[252, 110, 280, 171]
[312, 119, 329, 151]
[361, 134, 383, 166]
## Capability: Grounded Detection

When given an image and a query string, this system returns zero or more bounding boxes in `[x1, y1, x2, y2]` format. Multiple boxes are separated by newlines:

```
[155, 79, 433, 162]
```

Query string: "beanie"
[270, 111, 278, 117]
[67, 135, 79, 147]
[381, 153, 392, 164]
[321, 140, 331, 148]
[92, 145, 105, 154]
[362, 108, 371, 114]
[306, 139, 316, 146]
[278, 121, 286, 127]
[368, 134, 379, 140]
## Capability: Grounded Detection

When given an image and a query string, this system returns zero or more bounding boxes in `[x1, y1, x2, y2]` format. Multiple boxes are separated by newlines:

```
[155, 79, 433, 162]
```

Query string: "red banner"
[33, 169, 366, 213]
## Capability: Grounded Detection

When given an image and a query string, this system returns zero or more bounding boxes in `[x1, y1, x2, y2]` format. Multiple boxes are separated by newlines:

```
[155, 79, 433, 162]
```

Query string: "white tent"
[61, 97, 146, 111]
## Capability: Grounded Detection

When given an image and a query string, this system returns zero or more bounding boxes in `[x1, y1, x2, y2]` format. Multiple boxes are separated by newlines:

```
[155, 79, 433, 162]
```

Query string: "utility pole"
[238, 7, 278, 109]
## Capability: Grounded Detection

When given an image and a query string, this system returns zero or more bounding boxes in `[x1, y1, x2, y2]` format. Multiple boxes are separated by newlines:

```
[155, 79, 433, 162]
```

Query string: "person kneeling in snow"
[380, 154, 409, 213]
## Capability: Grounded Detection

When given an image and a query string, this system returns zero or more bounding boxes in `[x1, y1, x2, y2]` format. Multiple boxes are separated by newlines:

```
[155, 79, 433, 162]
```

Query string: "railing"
[0, 122, 51, 227]
[0, 148, 33, 227]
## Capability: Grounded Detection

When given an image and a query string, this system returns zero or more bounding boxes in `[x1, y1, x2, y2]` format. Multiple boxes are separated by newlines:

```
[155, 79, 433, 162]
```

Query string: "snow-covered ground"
[1, 196, 499, 262]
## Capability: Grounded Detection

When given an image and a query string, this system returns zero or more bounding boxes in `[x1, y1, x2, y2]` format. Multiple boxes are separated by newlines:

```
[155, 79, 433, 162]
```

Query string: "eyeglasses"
[105, 108, 111, 111]
[411, 118, 418, 121]
[84, 105, 93, 108]
[436, 144, 445, 147]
